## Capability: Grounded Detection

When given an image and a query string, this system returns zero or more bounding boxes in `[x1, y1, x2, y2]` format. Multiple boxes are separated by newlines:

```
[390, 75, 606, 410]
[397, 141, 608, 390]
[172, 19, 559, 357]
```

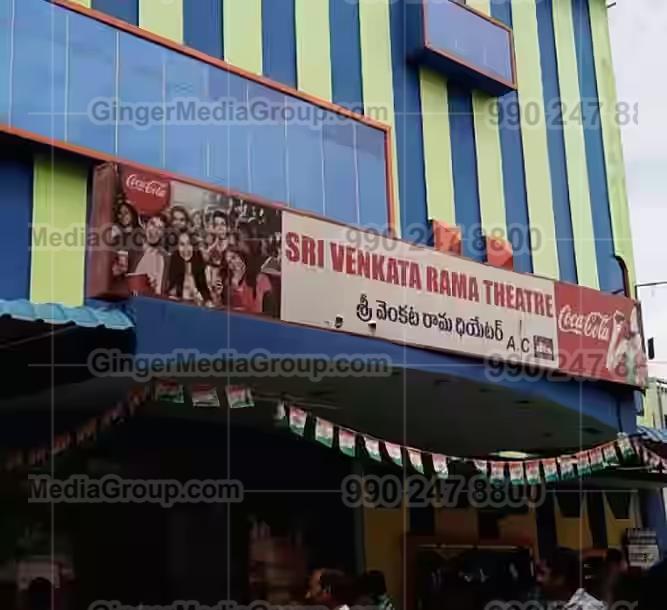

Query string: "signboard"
[626, 529, 660, 570]
[87, 163, 646, 388]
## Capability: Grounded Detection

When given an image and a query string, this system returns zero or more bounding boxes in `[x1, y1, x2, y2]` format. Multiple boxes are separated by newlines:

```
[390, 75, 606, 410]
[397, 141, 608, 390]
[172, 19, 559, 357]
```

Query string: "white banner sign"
[281, 212, 559, 367]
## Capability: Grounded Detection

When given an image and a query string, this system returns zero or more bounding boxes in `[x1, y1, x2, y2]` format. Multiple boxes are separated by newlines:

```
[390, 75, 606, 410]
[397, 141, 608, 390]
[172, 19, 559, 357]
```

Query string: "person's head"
[305, 569, 349, 608]
[116, 201, 138, 229]
[192, 210, 204, 230]
[536, 547, 581, 600]
[26, 577, 53, 610]
[360, 570, 388, 599]
[170, 206, 190, 233]
[211, 210, 229, 239]
[225, 248, 248, 279]
[177, 231, 194, 262]
[145, 214, 166, 247]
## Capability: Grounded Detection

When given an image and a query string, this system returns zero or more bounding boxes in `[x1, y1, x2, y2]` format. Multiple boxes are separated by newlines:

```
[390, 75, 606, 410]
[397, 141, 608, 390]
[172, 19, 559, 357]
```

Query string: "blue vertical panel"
[571, 0, 622, 293]
[12, 0, 67, 141]
[184, 0, 222, 59]
[389, 0, 428, 243]
[117, 32, 165, 168]
[66, 10, 117, 154]
[0, 155, 33, 299]
[285, 96, 325, 215]
[535, 0, 577, 284]
[247, 83, 288, 202]
[262, 0, 296, 88]
[227, 72, 251, 194]
[0, 0, 12, 123]
[322, 121, 358, 224]
[330, 0, 363, 113]
[92, 0, 139, 24]
[492, 0, 533, 273]
[206, 65, 230, 187]
[356, 125, 388, 229]
[448, 83, 484, 261]
[164, 52, 208, 180]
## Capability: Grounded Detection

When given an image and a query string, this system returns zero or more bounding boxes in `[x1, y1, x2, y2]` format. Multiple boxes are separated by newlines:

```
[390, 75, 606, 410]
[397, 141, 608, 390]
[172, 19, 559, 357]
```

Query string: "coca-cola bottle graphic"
[605, 310, 627, 373]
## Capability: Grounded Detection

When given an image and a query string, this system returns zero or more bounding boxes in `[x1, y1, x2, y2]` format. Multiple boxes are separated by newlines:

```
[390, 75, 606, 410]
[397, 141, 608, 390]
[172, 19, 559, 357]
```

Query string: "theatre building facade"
[0, 0, 664, 607]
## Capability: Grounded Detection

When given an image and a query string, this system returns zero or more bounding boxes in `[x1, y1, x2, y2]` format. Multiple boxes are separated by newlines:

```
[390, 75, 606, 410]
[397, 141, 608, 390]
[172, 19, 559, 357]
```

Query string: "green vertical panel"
[419, 68, 455, 224]
[552, 0, 599, 288]
[224, 0, 263, 74]
[295, 0, 332, 100]
[588, 0, 636, 288]
[139, 0, 184, 43]
[511, 0, 559, 279]
[467, 0, 506, 240]
[359, 0, 400, 236]
[30, 155, 88, 307]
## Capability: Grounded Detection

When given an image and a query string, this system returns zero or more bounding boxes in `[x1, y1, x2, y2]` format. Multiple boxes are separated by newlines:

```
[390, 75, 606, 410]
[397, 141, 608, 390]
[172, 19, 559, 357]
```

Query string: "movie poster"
[88, 163, 282, 318]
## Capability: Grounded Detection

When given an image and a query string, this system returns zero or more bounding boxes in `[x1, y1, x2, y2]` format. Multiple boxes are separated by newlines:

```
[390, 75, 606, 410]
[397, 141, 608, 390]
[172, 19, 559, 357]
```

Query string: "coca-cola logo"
[125, 174, 168, 198]
[558, 304, 613, 343]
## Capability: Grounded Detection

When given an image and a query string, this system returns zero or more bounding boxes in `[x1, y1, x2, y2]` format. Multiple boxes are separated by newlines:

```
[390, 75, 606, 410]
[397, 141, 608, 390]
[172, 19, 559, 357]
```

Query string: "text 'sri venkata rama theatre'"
[0, 0, 665, 606]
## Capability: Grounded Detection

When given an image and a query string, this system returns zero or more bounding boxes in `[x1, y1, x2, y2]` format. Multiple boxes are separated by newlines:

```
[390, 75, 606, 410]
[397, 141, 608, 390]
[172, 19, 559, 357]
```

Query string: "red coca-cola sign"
[555, 282, 647, 387]
[120, 167, 170, 215]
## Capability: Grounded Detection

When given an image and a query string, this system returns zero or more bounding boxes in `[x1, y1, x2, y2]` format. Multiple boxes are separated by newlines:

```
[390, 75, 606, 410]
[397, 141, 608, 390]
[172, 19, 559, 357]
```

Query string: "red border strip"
[421, 0, 517, 92]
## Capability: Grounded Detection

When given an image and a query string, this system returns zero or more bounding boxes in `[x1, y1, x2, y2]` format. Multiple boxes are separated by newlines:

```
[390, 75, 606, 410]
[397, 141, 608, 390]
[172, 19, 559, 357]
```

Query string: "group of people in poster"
[109, 181, 282, 317]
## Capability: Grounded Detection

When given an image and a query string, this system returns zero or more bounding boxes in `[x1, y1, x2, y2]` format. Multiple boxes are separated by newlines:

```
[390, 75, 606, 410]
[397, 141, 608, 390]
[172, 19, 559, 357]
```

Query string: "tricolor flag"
[576, 452, 592, 477]
[289, 407, 308, 436]
[191, 384, 221, 407]
[509, 462, 525, 485]
[154, 380, 184, 404]
[589, 447, 605, 472]
[617, 434, 634, 458]
[473, 460, 489, 477]
[432, 454, 449, 479]
[338, 429, 356, 457]
[602, 443, 620, 466]
[225, 385, 254, 409]
[525, 461, 541, 485]
[407, 448, 424, 474]
[490, 461, 506, 484]
[542, 458, 559, 483]
[364, 436, 382, 462]
[558, 456, 575, 480]
[385, 442, 403, 467]
[315, 418, 334, 448]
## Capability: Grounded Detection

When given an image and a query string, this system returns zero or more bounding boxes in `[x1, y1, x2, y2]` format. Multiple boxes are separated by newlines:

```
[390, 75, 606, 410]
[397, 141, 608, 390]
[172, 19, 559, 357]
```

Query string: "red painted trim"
[50, 0, 391, 134]
[421, 0, 517, 91]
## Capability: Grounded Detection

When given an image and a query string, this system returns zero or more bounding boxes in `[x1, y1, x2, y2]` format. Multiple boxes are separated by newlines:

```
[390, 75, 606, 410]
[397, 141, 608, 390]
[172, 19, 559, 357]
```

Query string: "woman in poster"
[223, 248, 273, 314]
[165, 232, 212, 305]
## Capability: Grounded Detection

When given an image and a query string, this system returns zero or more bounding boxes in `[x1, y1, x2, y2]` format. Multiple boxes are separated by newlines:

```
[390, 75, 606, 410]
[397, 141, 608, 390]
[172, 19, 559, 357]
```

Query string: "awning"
[0, 299, 134, 331]
[638, 425, 667, 444]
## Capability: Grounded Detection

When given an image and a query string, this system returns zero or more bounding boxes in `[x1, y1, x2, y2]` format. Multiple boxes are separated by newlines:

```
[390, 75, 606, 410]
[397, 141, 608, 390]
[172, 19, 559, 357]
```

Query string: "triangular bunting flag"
[576, 452, 592, 477]
[315, 418, 334, 448]
[225, 385, 254, 409]
[647, 451, 661, 471]
[509, 462, 525, 485]
[385, 442, 403, 467]
[590, 447, 605, 472]
[490, 461, 506, 484]
[338, 429, 356, 457]
[525, 461, 541, 485]
[273, 401, 287, 426]
[602, 443, 620, 466]
[543, 458, 559, 483]
[473, 459, 489, 477]
[432, 454, 449, 479]
[364, 437, 382, 462]
[558, 456, 575, 480]
[407, 448, 424, 474]
[191, 384, 220, 407]
[289, 407, 308, 436]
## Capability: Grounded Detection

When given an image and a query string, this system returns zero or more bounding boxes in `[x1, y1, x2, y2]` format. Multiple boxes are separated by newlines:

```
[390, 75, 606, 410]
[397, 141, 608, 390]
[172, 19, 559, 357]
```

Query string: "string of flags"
[1, 385, 151, 473]
[282, 404, 661, 485]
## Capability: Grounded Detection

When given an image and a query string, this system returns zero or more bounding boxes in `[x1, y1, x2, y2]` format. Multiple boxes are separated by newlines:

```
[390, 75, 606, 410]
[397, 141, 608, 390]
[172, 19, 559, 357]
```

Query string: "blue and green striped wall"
[11, 0, 636, 306]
